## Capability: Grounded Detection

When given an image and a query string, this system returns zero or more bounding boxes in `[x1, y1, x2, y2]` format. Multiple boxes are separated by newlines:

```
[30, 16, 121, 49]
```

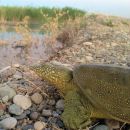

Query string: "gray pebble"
[9, 104, 23, 115]
[56, 119, 64, 128]
[0, 110, 4, 116]
[52, 111, 59, 117]
[13, 71, 23, 79]
[93, 125, 109, 130]
[30, 112, 39, 120]
[47, 99, 55, 106]
[42, 109, 52, 117]
[0, 86, 16, 100]
[22, 125, 34, 130]
[56, 99, 64, 110]
[0, 117, 17, 129]
[14, 112, 27, 120]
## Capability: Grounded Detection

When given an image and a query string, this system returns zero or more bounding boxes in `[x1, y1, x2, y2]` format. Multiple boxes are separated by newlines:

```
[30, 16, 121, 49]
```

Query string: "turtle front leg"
[62, 90, 92, 129]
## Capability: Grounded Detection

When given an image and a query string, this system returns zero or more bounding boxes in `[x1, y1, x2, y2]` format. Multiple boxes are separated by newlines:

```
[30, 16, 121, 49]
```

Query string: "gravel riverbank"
[0, 14, 130, 130]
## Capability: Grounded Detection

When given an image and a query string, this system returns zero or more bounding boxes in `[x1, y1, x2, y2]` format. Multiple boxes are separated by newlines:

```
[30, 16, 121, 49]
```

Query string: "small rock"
[56, 119, 64, 128]
[83, 42, 93, 46]
[48, 99, 55, 106]
[14, 112, 27, 120]
[2, 96, 9, 103]
[9, 104, 23, 115]
[0, 117, 17, 129]
[86, 56, 93, 61]
[42, 109, 52, 117]
[0, 114, 10, 120]
[0, 110, 4, 117]
[0, 86, 16, 100]
[13, 71, 22, 79]
[25, 110, 31, 115]
[13, 64, 20, 68]
[56, 99, 64, 110]
[52, 111, 59, 117]
[30, 112, 39, 120]
[34, 121, 46, 130]
[13, 95, 32, 110]
[105, 119, 120, 129]
[93, 125, 109, 130]
[31, 93, 43, 104]
[22, 124, 34, 130]
[0, 104, 6, 116]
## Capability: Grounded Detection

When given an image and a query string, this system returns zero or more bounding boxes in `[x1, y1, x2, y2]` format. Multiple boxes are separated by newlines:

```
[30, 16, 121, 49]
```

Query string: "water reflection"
[0, 31, 62, 69]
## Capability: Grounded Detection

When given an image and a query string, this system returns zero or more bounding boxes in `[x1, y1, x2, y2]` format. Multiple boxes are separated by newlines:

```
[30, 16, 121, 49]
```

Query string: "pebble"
[48, 99, 56, 106]
[0, 86, 16, 100]
[31, 93, 43, 104]
[83, 42, 93, 46]
[52, 111, 59, 117]
[34, 121, 46, 130]
[93, 125, 109, 130]
[22, 124, 34, 130]
[86, 56, 93, 61]
[105, 119, 120, 129]
[56, 119, 64, 128]
[0, 117, 17, 129]
[0, 110, 4, 116]
[13, 71, 23, 79]
[14, 112, 27, 120]
[42, 109, 52, 117]
[9, 104, 23, 115]
[56, 99, 64, 110]
[30, 112, 39, 120]
[13, 95, 32, 110]
[0, 104, 6, 116]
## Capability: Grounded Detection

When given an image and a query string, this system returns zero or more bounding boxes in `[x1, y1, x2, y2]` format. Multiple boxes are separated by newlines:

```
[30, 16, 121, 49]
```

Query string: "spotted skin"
[30, 63, 130, 129]
[73, 64, 130, 123]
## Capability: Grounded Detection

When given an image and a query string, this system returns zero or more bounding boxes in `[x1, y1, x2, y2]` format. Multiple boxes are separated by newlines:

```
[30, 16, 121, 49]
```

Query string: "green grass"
[0, 6, 86, 23]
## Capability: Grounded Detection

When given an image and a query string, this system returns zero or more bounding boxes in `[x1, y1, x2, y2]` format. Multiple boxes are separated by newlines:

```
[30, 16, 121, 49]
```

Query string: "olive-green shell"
[73, 64, 130, 123]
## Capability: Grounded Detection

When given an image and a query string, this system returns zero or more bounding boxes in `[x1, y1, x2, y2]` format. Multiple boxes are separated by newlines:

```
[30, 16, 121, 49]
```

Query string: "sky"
[0, 0, 130, 18]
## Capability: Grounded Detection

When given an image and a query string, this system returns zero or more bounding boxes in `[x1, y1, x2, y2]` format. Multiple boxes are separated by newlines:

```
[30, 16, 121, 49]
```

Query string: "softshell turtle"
[30, 63, 130, 129]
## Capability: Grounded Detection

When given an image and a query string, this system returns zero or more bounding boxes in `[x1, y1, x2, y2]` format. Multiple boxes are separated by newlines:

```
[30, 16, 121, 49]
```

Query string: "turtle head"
[30, 63, 74, 95]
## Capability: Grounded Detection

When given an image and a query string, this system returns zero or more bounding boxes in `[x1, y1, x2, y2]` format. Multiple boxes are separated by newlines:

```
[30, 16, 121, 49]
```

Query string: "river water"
[0, 26, 62, 69]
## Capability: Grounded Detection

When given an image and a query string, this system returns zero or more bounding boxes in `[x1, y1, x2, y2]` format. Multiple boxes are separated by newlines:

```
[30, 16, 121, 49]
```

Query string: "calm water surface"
[0, 26, 62, 69]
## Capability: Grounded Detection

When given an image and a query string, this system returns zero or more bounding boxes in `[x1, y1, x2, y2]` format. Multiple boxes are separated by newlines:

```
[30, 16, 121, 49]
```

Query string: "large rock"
[0, 86, 16, 100]
[13, 95, 32, 110]
[0, 117, 17, 129]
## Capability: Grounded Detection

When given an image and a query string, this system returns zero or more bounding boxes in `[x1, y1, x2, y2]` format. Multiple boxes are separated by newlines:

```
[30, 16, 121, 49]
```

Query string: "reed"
[0, 6, 85, 23]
